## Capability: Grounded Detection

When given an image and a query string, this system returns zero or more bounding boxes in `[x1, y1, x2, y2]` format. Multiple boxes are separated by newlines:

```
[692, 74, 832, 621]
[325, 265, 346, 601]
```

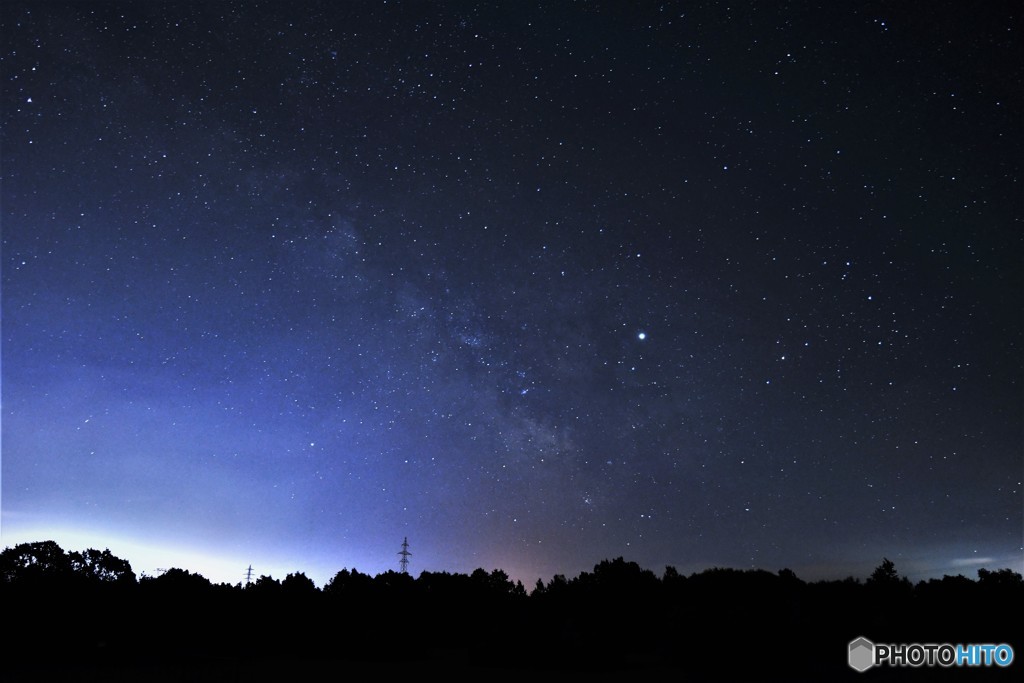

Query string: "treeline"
[3, 541, 1021, 681]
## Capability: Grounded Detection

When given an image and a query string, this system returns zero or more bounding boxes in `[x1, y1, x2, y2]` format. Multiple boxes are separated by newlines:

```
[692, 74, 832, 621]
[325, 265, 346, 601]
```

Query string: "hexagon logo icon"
[849, 637, 875, 672]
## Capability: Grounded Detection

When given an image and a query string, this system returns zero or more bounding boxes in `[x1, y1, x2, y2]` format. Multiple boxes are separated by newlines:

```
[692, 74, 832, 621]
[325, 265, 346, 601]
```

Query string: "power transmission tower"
[398, 537, 411, 574]
[245, 564, 254, 585]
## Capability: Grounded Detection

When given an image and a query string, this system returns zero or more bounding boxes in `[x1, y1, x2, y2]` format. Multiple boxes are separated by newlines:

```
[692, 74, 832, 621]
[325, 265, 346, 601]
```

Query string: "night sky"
[2, 1, 1021, 588]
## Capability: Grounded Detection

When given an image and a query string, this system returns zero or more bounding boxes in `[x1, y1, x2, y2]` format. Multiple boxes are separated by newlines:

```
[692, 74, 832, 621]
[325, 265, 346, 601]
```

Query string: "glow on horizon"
[0, 521, 348, 587]
[3, 517, 1022, 588]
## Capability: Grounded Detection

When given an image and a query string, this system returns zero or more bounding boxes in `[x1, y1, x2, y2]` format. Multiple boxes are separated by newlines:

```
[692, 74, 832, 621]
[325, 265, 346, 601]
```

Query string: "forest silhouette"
[2, 540, 1020, 681]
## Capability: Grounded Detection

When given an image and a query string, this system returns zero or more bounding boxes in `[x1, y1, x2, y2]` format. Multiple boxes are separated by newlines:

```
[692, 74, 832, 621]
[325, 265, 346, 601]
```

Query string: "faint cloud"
[949, 557, 996, 567]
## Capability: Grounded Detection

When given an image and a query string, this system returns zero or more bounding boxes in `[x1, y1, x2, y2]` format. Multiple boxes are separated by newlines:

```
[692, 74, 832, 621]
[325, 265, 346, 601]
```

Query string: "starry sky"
[2, 1, 1021, 587]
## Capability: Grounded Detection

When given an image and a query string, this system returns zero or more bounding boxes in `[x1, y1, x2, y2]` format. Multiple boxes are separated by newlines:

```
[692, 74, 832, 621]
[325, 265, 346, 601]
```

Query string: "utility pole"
[398, 537, 411, 574]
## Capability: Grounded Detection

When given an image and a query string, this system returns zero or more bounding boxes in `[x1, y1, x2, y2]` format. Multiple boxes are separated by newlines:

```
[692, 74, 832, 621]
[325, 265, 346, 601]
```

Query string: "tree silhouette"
[149, 566, 213, 590]
[4, 538, 1023, 677]
[977, 567, 1024, 587]
[546, 573, 569, 597]
[865, 557, 913, 599]
[0, 540, 73, 584]
[867, 557, 900, 585]
[323, 566, 373, 598]
[777, 567, 802, 584]
[69, 548, 136, 584]
[282, 571, 318, 595]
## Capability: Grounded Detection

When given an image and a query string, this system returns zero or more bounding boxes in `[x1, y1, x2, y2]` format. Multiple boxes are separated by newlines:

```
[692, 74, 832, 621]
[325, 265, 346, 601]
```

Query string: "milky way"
[2, 1, 1020, 586]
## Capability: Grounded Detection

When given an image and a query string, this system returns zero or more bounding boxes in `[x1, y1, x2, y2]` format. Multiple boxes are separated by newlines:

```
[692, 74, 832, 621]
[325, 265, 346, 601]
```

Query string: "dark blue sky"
[2, 1, 1021, 586]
